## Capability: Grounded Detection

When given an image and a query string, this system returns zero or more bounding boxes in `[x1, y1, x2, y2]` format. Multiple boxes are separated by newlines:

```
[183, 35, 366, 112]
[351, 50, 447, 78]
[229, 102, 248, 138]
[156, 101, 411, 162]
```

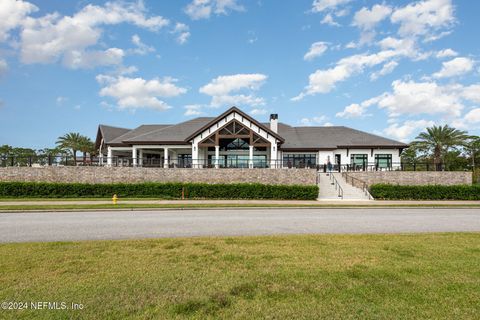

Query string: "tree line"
[1, 133, 96, 166]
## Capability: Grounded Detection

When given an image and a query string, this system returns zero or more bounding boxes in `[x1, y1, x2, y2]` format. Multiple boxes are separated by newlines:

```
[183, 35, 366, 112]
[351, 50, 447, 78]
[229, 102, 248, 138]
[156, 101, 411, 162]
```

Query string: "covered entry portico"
[196, 119, 272, 168]
[188, 108, 284, 169]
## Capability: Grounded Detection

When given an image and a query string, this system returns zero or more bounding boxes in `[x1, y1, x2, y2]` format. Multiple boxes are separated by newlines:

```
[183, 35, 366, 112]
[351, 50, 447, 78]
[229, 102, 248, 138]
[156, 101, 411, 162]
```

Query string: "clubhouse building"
[95, 107, 407, 170]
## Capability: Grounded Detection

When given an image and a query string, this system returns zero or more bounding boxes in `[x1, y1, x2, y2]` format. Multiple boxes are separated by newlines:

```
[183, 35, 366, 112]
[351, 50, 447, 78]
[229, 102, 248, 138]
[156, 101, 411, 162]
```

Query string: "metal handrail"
[1, 156, 476, 172]
[342, 172, 373, 200]
[329, 172, 344, 199]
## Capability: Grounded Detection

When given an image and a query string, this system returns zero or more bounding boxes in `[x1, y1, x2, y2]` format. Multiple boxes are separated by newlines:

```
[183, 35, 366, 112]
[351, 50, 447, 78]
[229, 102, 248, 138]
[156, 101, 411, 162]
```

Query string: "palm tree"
[56, 132, 84, 165]
[464, 136, 480, 168]
[412, 125, 469, 171]
[78, 136, 95, 165]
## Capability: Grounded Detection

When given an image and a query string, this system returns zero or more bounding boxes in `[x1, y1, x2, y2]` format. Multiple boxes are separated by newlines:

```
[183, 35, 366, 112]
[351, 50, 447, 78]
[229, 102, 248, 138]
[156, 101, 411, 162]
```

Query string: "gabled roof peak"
[184, 106, 284, 143]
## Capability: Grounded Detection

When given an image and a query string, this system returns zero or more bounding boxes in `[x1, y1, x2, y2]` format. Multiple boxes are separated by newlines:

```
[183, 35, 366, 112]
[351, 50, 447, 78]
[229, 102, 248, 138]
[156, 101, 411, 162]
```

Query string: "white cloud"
[353, 4, 392, 30]
[436, 48, 458, 58]
[336, 96, 380, 118]
[200, 73, 266, 95]
[200, 73, 267, 107]
[432, 57, 474, 78]
[215, 0, 244, 14]
[250, 108, 267, 115]
[0, 0, 37, 41]
[247, 30, 257, 44]
[464, 108, 480, 124]
[62, 48, 125, 69]
[352, 4, 392, 45]
[20, 1, 169, 68]
[131, 34, 155, 55]
[172, 23, 190, 44]
[184, 104, 203, 116]
[114, 65, 139, 76]
[304, 41, 328, 61]
[185, 0, 244, 20]
[377, 80, 464, 117]
[383, 119, 435, 142]
[56, 96, 67, 105]
[461, 84, 480, 103]
[377, 37, 417, 56]
[96, 75, 187, 111]
[390, 0, 455, 39]
[345, 41, 356, 49]
[320, 14, 340, 26]
[342, 81, 480, 126]
[312, 0, 351, 13]
[370, 60, 398, 80]
[335, 8, 349, 17]
[299, 115, 329, 126]
[293, 35, 428, 100]
[452, 108, 480, 129]
[293, 43, 419, 99]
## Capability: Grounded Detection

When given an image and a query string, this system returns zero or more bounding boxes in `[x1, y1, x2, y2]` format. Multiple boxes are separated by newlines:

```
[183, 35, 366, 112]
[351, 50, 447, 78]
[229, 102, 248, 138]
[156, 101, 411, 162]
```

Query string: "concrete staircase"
[317, 172, 372, 201]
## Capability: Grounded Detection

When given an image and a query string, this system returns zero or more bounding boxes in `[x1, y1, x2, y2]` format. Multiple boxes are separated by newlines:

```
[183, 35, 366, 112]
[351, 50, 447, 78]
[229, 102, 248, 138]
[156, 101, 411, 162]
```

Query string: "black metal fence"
[0, 156, 476, 171]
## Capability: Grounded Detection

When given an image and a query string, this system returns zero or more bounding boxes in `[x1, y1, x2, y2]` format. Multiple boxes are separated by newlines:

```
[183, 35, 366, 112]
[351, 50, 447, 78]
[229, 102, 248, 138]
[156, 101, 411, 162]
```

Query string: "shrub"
[369, 184, 480, 200]
[0, 182, 319, 200]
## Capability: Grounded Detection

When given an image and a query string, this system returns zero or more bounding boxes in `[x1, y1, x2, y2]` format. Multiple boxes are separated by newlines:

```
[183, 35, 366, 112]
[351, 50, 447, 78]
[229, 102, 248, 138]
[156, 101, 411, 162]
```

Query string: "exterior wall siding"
[0, 167, 317, 185]
[347, 171, 472, 186]
[332, 148, 401, 165]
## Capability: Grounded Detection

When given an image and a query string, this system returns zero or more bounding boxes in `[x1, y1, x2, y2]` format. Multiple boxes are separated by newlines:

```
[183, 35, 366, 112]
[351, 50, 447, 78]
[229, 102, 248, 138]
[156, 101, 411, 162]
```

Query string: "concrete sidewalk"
[0, 199, 479, 206]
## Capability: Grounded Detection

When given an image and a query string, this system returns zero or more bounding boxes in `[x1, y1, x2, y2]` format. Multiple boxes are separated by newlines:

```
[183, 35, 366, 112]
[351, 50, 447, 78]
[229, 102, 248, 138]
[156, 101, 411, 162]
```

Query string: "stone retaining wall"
[346, 171, 472, 186]
[0, 167, 317, 185]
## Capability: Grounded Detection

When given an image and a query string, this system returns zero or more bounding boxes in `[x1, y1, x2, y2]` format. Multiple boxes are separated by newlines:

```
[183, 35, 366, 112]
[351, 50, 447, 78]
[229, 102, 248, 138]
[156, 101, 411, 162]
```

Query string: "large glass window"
[282, 154, 317, 168]
[350, 154, 368, 168]
[177, 154, 192, 167]
[219, 138, 249, 151]
[208, 155, 267, 168]
[375, 154, 392, 169]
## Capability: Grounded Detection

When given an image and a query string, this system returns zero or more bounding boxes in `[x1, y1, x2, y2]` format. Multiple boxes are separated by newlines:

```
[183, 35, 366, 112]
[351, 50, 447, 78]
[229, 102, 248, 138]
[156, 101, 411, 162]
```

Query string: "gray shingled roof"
[98, 125, 130, 143]
[109, 125, 171, 145]
[99, 117, 407, 149]
[274, 123, 407, 149]
[124, 117, 215, 144]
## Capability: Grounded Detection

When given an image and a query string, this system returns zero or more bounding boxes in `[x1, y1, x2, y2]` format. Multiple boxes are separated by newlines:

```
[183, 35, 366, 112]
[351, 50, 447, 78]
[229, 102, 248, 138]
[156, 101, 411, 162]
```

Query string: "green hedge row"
[0, 182, 319, 200]
[369, 184, 480, 200]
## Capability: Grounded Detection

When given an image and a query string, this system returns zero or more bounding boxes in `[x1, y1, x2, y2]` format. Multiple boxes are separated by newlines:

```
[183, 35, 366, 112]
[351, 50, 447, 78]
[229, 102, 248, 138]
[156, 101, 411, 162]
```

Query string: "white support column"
[192, 143, 199, 168]
[138, 149, 143, 167]
[99, 150, 104, 165]
[248, 145, 254, 169]
[132, 147, 137, 167]
[215, 145, 220, 169]
[163, 147, 169, 168]
[107, 147, 112, 166]
[270, 142, 278, 169]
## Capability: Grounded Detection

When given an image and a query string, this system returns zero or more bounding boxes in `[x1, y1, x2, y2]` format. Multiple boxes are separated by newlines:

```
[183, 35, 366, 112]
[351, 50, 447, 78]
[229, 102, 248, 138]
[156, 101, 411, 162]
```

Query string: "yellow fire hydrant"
[112, 194, 118, 205]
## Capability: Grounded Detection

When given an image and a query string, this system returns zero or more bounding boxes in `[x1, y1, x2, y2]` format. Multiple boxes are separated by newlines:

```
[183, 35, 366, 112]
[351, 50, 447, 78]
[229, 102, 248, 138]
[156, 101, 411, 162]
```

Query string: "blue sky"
[0, 0, 479, 148]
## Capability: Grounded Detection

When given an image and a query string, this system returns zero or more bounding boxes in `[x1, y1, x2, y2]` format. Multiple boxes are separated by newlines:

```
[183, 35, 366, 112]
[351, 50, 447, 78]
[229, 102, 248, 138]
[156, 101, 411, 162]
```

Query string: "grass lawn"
[1, 233, 479, 319]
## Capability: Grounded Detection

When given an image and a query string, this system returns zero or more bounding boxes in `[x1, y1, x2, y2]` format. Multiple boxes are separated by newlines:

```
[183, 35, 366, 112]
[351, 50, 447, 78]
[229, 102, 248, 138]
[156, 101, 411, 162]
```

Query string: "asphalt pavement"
[1, 208, 479, 243]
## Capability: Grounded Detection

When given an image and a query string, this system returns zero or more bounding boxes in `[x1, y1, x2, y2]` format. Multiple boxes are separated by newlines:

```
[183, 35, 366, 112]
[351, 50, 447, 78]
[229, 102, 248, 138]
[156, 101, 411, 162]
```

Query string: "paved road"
[1, 208, 479, 243]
